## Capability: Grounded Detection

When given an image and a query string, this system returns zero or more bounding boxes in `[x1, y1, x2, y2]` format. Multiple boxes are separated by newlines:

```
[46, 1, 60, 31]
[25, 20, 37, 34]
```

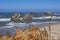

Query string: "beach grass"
[0, 26, 48, 40]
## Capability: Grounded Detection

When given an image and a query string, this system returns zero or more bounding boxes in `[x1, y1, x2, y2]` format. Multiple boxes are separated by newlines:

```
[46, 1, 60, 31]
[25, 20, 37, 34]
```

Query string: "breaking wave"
[0, 21, 59, 29]
[0, 16, 60, 21]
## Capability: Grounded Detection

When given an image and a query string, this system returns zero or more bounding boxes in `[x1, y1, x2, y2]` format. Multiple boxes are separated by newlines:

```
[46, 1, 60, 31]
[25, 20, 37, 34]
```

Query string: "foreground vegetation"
[0, 27, 48, 40]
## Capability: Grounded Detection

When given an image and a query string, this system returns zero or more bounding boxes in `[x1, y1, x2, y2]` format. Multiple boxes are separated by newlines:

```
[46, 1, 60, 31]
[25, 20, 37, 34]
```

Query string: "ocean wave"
[0, 26, 14, 28]
[0, 21, 57, 29]
[0, 18, 10, 21]
[0, 16, 60, 21]
[0, 21, 59, 29]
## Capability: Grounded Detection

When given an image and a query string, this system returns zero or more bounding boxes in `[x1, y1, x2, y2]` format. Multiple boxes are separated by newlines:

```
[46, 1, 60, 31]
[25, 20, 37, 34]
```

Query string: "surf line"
[0, 16, 60, 21]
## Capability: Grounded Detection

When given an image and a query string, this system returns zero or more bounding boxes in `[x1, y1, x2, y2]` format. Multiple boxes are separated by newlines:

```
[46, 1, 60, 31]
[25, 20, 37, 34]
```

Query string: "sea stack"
[23, 14, 32, 23]
[23, 14, 32, 20]
[11, 13, 20, 22]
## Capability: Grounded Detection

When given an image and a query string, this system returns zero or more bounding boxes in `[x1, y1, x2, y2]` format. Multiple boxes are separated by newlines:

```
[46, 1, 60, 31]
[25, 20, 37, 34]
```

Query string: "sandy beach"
[44, 22, 60, 40]
[31, 22, 60, 40]
[0, 22, 60, 40]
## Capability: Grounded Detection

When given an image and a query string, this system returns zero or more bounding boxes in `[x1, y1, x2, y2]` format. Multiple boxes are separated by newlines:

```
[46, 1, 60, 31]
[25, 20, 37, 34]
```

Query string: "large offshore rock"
[11, 13, 20, 22]
[23, 14, 32, 20]
[23, 14, 32, 23]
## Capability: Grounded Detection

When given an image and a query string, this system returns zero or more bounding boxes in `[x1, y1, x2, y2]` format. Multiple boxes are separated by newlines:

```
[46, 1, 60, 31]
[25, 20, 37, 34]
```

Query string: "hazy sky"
[0, 0, 60, 12]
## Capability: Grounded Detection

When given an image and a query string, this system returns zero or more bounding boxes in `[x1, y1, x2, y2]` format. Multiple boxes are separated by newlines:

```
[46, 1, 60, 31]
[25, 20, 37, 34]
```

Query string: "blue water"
[0, 12, 60, 28]
[0, 12, 60, 35]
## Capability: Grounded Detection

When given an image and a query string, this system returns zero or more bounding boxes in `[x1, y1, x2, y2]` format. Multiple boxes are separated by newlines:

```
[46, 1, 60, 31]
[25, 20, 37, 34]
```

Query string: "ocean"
[0, 12, 60, 35]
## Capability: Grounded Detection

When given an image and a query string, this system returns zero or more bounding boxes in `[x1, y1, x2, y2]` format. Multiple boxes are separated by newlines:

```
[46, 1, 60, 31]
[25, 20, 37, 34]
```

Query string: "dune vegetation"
[0, 27, 48, 40]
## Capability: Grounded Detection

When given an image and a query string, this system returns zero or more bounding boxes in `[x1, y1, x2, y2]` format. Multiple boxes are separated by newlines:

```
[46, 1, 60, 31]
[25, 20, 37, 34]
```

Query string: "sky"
[0, 0, 60, 12]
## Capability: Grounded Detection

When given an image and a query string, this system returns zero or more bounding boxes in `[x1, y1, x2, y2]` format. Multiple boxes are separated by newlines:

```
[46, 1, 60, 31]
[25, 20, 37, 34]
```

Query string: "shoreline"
[0, 22, 60, 40]
[0, 21, 59, 29]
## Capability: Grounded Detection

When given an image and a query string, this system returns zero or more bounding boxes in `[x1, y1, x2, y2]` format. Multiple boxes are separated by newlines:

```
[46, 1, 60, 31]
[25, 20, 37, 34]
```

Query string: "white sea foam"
[0, 21, 58, 29]
[0, 26, 14, 28]
[0, 18, 10, 21]
[0, 16, 60, 21]
[6, 22, 14, 25]
[31, 21, 58, 25]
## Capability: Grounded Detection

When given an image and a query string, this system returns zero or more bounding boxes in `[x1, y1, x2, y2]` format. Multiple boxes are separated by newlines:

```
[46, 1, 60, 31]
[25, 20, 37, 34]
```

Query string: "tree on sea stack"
[23, 14, 32, 25]
[11, 13, 21, 22]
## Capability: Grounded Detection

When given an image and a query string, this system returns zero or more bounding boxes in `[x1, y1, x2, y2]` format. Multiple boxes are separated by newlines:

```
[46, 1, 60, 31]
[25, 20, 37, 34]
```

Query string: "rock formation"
[23, 14, 32, 20]
[23, 14, 32, 23]
[11, 13, 20, 22]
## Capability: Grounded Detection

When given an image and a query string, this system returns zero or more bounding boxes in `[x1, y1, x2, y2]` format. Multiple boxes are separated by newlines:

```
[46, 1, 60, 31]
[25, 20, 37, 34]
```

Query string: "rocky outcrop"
[23, 14, 32, 20]
[23, 14, 32, 23]
[11, 13, 20, 22]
